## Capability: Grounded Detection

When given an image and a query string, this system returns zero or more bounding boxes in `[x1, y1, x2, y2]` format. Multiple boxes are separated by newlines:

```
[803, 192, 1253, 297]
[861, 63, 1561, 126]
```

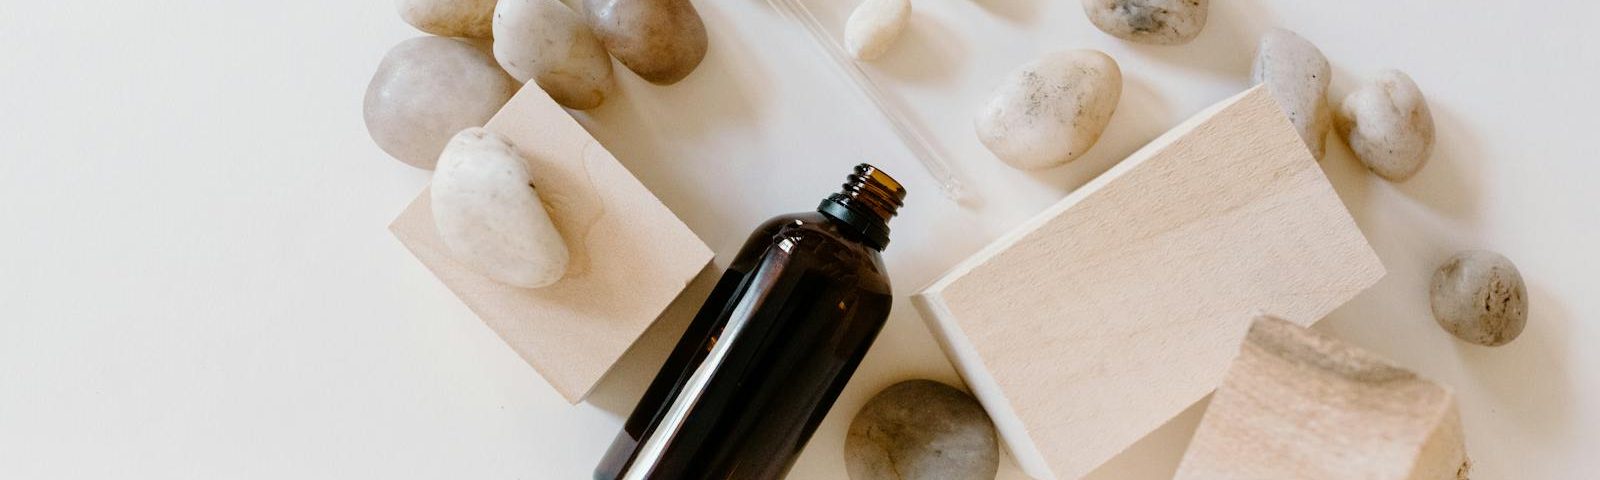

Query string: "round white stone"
[1252, 28, 1333, 160]
[364, 37, 519, 170]
[494, 0, 614, 110]
[1336, 69, 1435, 182]
[845, 0, 911, 61]
[432, 128, 570, 289]
[1082, 0, 1209, 45]
[397, 0, 497, 38]
[976, 49, 1122, 170]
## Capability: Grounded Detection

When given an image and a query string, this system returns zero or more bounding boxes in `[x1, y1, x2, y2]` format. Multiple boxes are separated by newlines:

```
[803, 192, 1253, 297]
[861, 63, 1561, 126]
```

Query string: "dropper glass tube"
[764, 0, 970, 203]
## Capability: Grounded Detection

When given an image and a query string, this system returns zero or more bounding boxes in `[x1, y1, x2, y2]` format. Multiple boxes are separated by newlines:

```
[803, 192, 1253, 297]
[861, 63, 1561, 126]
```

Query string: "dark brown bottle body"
[596, 165, 903, 480]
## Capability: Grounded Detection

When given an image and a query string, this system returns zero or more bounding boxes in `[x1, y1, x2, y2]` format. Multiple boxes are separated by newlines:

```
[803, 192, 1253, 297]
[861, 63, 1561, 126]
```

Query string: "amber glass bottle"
[594, 164, 906, 480]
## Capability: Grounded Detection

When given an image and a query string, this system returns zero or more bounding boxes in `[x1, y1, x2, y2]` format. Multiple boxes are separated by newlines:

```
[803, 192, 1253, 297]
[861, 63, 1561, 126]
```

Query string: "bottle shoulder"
[780, 215, 890, 293]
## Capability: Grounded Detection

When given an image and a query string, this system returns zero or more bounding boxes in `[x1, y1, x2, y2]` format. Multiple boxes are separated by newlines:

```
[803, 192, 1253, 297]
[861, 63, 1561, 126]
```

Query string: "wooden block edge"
[912, 292, 1057, 480]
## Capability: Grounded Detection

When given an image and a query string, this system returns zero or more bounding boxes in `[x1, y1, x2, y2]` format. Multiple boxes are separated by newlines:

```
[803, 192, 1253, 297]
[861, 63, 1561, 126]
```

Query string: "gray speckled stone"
[1336, 70, 1435, 182]
[845, 380, 998, 480]
[1252, 28, 1332, 160]
[976, 49, 1122, 170]
[1430, 250, 1528, 347]
[364, 37, 519, 170]
[1082, 0, 1209, 45]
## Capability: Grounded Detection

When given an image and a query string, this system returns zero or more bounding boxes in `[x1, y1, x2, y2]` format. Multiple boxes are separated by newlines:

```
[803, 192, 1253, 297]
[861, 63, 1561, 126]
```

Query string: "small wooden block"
[914, 87, 1385, 480]
[390, 87, 713, 404]
[1174, 316, 1469, 480]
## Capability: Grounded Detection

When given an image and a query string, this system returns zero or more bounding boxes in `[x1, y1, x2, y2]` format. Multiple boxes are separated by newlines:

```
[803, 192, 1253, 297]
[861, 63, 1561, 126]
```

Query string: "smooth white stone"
[976, 49, 1122, 170]
[495, 0, 614, 110]
[845, 0, 911, 61]
[1082, 0, 1209, 45]
[397, 0, 497, 38]
[1252, 28, 1333, 160]
[1336, 69, 1436, 182]
[432, 128, 570, 289]
[364, 37, 519, 170]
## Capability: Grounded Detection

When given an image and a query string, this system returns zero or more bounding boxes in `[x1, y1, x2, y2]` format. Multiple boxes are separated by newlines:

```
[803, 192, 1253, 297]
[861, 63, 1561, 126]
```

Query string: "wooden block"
[390, 87, 714, 404]
[913, 86, 1385, 480]
[1174, 315, 1469, 480]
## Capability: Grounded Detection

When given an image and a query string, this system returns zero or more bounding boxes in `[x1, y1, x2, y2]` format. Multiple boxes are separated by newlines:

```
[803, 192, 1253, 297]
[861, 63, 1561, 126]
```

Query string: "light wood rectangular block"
[390, 87, 714, 404]
[1174, 315, 1469, 480]
[913, 87, 1385, 479]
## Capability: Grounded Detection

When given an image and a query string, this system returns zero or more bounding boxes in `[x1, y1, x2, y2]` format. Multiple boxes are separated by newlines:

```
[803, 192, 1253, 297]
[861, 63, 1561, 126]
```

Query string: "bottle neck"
[817, 164, 905, 251]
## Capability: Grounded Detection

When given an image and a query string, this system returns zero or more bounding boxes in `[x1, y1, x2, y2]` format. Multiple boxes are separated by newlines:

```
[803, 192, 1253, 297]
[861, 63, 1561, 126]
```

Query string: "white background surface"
[2, 0, 1596, 478]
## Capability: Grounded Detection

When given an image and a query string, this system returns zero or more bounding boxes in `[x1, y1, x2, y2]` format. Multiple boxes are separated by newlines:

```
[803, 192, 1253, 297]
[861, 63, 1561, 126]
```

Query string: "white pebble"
[397, 0, 497, 38]
[976, 50, 1122, 170]
[364, 37, 519, 170]
[1252, 28, 1332, 160]
[1336, 70, 1435, 182]
[494, 0, 614, 110]
[432, 128, 570, 289]
[845, 0, 911, 61]
[1082, 0, 1209, 45]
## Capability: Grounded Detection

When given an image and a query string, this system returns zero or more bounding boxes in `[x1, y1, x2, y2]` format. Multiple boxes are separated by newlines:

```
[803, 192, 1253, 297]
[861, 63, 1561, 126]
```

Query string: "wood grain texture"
[913, 87, 1385, 480]
[390, 87, 713, 404]
[1174, 315, 1469, 480]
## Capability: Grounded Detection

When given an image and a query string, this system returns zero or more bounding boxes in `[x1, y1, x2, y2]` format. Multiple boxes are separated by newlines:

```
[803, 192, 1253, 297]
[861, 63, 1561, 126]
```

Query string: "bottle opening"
[819, 164, 906, 250]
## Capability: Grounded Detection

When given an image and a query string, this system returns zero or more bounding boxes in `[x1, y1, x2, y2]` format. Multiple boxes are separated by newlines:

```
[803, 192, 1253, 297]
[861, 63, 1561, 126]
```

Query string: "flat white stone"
[976, 49, 1122, 170]
[364, 37, 519, 170]
[431, 128, 570, 289]
[845, 0, 911, 61]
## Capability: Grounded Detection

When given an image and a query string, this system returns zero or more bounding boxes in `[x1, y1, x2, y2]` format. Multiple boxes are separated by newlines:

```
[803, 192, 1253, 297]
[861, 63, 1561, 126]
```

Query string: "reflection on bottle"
[595, 164, 906, 480]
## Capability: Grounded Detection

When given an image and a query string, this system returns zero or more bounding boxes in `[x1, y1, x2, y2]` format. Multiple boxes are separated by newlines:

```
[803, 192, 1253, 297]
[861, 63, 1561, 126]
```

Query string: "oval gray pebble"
[846, 380, 998, 480]
[1081, 0, 1209, 45]
[1430, 250, 1528, 346]
[975, 49, 1122, 170]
